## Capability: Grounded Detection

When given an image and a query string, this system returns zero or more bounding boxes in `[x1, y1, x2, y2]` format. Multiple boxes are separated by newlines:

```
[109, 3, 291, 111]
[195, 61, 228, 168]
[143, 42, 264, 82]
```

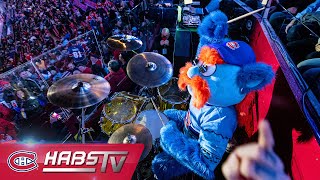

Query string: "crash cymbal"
[108, 124, 152, 161]
[106, 34, 143, 51]
[47, 74, 111, 109]
[127, 52, 173, 88]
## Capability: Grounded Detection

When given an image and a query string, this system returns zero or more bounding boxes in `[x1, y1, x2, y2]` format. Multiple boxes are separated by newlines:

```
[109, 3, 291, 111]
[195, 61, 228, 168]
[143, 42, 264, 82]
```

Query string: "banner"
[0, 144, 144, 180]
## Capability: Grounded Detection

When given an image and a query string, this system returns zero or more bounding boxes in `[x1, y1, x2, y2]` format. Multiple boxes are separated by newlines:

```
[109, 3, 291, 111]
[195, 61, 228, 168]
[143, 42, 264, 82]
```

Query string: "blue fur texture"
[158, 121, 215, 179]
[196, 11, 229, 56]
[205, 0, 220, 13]
[152, 152, 191, 180]
[237, 63, 275, 94]
[163, 109, 186, 130]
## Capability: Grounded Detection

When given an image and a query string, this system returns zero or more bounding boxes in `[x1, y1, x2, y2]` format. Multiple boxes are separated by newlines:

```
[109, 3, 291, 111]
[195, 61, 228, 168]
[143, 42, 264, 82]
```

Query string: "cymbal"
[108, 124, 152, 161]
[106, 34, 143, 51]
[127, 52, 173, 88]
[47, 74, 111, 109]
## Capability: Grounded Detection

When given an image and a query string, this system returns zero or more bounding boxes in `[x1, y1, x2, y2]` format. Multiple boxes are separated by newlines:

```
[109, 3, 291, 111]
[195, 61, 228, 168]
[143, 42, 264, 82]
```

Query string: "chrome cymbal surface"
[47, 74, 111, 109]
[108, 124, 152, 161]
[127, 52, 173, 88]
[106, 34, 143, 51]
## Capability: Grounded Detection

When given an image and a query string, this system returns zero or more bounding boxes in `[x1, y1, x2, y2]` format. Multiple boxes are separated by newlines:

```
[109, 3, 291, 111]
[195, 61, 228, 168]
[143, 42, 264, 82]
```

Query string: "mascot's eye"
[201, 64, 216, 77]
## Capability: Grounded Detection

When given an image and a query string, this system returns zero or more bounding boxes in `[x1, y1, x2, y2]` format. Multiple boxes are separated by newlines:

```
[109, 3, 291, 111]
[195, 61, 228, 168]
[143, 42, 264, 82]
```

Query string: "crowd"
[0, 0, 161, 143]
[269, 0, 320, 100]
[0, 0, 155, 73]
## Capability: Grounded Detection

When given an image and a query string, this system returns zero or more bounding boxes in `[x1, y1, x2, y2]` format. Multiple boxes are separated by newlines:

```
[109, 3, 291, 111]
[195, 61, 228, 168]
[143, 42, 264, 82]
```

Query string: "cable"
[277, 2, 320, 38]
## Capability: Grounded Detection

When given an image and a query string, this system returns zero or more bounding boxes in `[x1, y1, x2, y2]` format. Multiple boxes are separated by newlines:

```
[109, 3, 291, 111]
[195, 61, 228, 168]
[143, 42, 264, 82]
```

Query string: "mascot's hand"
[163, 109, 186, 131]
[160, 121, 180, 142]
[159, 121, 215, 179]
[160, 121, 185, 154]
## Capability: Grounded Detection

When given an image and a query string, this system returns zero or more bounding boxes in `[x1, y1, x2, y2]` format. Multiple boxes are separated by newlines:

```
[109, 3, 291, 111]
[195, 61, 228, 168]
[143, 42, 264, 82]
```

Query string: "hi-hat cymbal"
[47, 74, 111, 109]
[127, 52, 173, 88]
[108, 124, 152, 161]
[106, 34, 142, 51]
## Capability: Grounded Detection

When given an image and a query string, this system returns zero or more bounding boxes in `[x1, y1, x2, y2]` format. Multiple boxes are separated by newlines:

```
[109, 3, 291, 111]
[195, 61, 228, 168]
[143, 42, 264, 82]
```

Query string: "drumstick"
[227, 7, 265, 24]
[150, 98, 165, 126]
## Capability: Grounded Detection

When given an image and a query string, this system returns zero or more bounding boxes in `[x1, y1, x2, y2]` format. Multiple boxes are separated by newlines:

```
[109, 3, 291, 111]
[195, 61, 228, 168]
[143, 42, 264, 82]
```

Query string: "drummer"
[104, 60, 134, 94]
[119, 51, 135, 74]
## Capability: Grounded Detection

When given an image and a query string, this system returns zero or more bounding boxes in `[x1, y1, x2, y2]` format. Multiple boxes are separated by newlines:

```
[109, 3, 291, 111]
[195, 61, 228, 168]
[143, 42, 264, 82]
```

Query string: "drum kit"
[47, 34, 190, 169]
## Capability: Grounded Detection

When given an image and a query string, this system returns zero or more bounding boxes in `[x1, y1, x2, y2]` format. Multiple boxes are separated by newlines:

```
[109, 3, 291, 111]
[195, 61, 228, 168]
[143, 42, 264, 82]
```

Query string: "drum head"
[157, 77, 190, 104]
[103, 97, 137, 124]
[135, 110, 168, 141]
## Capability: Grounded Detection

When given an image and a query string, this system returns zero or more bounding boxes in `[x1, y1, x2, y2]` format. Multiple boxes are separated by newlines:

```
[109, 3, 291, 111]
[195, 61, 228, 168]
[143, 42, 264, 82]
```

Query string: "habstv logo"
[7, 150, 39, 172]
[1, 144, 143, 179]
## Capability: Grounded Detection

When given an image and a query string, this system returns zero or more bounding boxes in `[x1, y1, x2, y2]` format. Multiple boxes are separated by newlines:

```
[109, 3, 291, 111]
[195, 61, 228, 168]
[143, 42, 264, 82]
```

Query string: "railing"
[233, 0, 320, 144]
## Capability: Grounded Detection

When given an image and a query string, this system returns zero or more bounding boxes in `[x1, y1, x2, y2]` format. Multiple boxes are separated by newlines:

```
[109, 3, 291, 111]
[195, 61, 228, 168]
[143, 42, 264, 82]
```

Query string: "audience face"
[67, 63, 75, 71]
[19, 71, 32, 79]
[16, 90, 25, 99]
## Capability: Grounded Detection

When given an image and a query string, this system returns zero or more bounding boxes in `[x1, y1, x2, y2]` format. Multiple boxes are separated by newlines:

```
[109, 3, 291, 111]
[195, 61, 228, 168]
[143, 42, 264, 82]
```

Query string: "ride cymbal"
[105, 34, 142, 51]
[127, 52, 173, 88]
[47, 74, 111, 109]
[108, 124, 152, 161]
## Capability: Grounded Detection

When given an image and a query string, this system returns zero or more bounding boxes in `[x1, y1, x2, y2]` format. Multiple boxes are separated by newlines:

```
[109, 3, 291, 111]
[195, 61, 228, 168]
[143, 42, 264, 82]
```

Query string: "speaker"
[148, 7, 177, 27]
[174, 29, 199, 58]
[173, 29, 199, 76]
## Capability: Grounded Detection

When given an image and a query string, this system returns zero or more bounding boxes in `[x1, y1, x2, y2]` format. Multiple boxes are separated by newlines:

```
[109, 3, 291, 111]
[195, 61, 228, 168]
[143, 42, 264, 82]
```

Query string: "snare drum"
[157, 77, 190, 110]
[134, 110, 168, 142]
[100, 96, 137, 136]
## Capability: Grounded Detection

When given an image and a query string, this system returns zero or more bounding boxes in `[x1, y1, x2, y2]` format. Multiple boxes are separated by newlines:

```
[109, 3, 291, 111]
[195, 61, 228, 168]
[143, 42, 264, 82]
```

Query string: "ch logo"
[226, 42, 240, 50]
[7, 150, 38, 172]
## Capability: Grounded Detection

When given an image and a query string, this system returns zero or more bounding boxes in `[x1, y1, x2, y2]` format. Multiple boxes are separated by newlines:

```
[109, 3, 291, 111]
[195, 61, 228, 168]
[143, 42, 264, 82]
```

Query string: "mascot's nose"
[187, 66, 200, 78]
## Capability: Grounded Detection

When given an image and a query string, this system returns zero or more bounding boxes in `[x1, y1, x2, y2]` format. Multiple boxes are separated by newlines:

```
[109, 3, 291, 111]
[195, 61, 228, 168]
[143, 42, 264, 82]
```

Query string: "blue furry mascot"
[196, 10, 229, 56]
[152, 9, 275, 180]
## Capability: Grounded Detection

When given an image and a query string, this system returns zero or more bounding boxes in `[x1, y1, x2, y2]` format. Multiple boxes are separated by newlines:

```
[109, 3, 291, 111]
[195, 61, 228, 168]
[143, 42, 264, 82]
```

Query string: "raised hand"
[222, 120, 291, 180]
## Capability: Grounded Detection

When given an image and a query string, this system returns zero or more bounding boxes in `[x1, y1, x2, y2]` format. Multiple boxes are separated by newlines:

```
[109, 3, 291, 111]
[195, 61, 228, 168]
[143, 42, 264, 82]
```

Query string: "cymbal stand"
[81, 108, 86, 144]
[138, 86, 166, 126]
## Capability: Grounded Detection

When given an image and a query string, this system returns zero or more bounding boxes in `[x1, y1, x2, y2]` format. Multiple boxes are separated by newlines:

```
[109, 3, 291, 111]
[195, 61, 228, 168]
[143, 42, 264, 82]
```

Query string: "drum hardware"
[108, 124, 152, 161]
[126, 52, 173, 128]
[47, 74, 111, 144]
[61, 133, 72, 144]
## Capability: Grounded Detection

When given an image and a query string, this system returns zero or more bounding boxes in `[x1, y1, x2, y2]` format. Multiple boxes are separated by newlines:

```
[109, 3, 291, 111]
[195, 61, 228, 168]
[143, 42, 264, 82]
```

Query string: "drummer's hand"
[222, 120, 290, 180]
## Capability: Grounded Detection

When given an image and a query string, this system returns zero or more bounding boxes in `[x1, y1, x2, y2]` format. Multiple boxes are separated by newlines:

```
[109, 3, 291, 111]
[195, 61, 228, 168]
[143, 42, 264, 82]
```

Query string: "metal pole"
[82, 108, 85, 144]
